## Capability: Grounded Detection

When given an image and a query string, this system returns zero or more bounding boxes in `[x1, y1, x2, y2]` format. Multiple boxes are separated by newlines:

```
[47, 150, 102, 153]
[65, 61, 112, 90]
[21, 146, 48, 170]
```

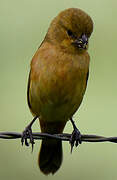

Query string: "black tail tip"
[38, 140, 63, 175]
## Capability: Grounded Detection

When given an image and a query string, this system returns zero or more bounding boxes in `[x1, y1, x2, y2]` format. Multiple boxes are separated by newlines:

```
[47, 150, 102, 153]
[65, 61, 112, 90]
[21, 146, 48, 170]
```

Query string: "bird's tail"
[38, 139, 63, 175]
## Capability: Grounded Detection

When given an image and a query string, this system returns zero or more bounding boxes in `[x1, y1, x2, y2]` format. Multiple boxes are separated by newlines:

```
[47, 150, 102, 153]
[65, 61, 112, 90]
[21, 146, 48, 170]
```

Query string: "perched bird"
[22, 8, 93, 175]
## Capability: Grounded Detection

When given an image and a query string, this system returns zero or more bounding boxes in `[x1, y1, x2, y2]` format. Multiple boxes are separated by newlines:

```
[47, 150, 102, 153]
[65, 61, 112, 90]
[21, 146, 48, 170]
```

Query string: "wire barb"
[0, 131, 117, 144]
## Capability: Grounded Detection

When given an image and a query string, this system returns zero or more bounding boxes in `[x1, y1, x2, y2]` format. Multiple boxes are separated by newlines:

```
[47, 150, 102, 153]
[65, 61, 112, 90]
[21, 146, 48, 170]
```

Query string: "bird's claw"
[21, 125, 35, 152]
[70, 127, 82, 153]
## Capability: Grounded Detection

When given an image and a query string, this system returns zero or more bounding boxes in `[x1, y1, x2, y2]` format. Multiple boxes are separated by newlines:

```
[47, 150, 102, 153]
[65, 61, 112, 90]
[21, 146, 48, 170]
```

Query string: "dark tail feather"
[38, 139, 63, 175]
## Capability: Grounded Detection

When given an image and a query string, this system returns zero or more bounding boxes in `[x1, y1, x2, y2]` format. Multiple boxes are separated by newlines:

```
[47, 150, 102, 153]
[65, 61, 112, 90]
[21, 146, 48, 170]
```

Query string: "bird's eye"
[67, 30, 74, 37]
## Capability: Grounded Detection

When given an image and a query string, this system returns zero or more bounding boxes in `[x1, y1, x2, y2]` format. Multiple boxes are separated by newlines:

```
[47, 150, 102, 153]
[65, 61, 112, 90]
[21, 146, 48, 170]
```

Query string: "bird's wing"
[86, 69, 89, 87]
[27, 41, 44, 112]
[27, 70, 32, 109]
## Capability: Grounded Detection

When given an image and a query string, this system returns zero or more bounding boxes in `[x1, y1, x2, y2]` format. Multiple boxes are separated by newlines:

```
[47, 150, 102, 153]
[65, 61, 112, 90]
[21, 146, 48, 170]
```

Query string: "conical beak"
[73, 34, 88, 50]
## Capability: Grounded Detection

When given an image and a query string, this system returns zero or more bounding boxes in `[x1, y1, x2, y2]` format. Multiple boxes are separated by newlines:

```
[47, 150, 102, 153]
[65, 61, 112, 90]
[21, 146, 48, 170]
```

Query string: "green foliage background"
[0, 0, 117, 179]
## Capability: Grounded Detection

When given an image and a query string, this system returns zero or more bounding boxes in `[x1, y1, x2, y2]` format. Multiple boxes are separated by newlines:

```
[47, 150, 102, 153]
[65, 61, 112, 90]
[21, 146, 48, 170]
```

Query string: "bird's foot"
[69, 118, 82, 153]
[21, 116, 38, 152]
[21, 124, 35, 151]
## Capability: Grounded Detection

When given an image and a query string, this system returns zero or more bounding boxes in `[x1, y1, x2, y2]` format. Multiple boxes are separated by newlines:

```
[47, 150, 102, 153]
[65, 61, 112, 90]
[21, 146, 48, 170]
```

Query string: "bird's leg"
[21, 116, 38, 151]
[69, 117, 82, 153]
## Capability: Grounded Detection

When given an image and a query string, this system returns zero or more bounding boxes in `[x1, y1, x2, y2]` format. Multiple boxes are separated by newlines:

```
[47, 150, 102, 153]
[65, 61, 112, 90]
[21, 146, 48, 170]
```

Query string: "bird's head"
[46, 8, 93, 53]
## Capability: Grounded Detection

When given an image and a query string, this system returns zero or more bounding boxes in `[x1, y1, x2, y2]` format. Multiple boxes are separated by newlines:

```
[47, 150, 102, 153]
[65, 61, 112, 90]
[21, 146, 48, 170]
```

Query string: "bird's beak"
[73, 34, 88, 50]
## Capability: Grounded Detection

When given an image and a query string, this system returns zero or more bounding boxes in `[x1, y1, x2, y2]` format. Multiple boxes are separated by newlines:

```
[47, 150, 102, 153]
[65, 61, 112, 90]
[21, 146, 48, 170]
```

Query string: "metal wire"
[0, 131, 117, 143]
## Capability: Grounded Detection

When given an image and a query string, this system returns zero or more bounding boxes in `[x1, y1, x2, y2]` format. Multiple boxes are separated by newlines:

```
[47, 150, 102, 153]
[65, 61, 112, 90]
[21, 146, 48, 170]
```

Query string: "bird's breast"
[29, 43, 89, 122]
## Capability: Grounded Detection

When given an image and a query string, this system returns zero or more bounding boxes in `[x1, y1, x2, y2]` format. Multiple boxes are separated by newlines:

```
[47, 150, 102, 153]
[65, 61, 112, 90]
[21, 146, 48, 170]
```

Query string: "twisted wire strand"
[0, 131, 117, 143]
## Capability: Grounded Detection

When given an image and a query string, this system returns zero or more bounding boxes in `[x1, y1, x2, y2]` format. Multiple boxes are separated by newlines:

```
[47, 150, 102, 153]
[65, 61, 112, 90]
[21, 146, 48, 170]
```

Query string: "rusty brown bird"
[22, 8, 93, 175]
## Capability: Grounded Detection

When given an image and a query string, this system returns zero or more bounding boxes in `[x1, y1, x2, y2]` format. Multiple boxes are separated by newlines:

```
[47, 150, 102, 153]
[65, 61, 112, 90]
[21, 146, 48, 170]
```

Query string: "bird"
[21, 8, 93, 175]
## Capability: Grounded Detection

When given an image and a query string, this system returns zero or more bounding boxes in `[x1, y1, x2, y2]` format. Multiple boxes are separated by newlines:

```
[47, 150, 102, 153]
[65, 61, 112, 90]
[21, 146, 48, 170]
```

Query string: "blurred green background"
[0, 0, 117, 179]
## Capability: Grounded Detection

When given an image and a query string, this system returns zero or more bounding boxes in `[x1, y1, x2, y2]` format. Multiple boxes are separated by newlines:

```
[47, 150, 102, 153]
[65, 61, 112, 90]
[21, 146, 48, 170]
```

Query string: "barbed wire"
[0, 131, 117, 143]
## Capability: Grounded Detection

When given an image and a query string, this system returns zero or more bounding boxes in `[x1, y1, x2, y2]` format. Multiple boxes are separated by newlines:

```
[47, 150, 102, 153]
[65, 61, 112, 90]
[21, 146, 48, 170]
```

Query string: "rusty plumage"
[27, 8, 93, 175]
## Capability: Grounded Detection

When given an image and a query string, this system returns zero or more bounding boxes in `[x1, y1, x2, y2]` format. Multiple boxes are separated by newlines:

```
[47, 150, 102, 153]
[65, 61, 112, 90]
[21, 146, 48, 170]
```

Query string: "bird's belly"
[40, 90, 83, 122]
[30, 72, 86, 122]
